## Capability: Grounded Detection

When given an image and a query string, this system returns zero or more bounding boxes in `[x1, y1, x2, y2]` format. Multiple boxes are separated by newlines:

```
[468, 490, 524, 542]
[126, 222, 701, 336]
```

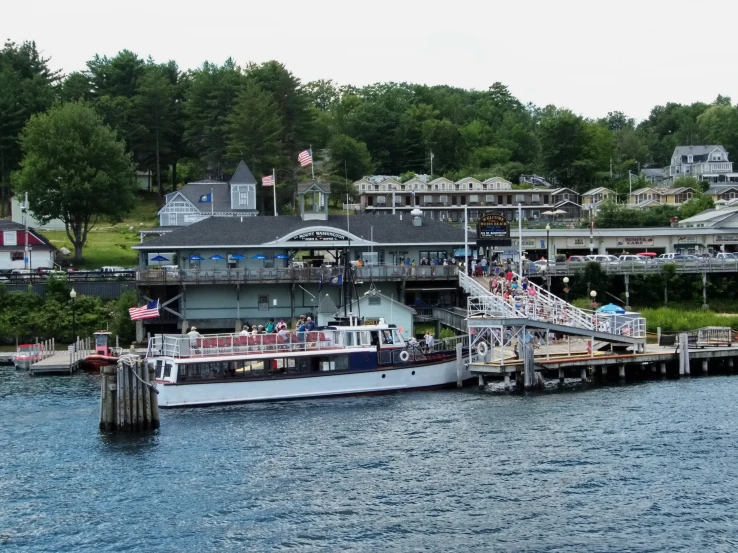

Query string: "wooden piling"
[149, 364, 160, 429]
[558, 367, 564, 385]
[660, 362, 667, 376]
[455, 343, 463, 389]
[619, 364, 626, 380]
[101, 358, 159, 432]
[523, 344, 536, 390]
[702, 359, 708, 374]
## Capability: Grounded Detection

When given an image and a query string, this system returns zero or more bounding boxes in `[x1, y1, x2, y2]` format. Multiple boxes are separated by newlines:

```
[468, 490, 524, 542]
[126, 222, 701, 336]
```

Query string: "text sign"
[617, 237, 654, 247]
[288, 231, 350, 242]
[477, 212, 511, 247]
[714, 234, 738, 243]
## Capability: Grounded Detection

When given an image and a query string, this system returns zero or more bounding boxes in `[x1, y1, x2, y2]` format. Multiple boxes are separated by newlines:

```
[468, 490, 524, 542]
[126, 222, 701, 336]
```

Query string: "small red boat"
[79, 331, 120, 372]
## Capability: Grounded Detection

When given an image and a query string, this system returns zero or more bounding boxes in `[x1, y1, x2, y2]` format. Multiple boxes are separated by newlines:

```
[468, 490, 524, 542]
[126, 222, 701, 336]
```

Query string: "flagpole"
[157, 299, 164, 353]
[310, 144, 315, 181]
[272, 168, 277, 217]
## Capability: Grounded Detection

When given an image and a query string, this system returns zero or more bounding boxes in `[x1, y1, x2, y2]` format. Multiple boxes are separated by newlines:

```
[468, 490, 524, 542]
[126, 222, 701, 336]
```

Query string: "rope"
[118, 354, 159, 394]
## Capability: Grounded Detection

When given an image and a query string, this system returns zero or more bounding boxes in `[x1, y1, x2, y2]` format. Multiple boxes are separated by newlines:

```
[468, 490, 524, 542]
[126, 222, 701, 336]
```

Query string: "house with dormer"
[664, 145, 738, 185]
[157, 160, 259, 226]
[581, 187, 615, 214]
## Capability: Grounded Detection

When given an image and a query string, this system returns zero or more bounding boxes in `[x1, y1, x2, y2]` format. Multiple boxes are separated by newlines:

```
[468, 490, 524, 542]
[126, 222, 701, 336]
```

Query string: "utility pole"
[23, 191, 29, 271]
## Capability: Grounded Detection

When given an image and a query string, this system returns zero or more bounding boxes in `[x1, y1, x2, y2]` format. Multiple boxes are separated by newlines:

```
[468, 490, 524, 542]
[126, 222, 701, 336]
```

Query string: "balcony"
[136, 265, 460, 285]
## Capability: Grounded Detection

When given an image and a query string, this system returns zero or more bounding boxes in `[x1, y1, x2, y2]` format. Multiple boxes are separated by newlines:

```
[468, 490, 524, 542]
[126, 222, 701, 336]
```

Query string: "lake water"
[1, 368, 738, 552]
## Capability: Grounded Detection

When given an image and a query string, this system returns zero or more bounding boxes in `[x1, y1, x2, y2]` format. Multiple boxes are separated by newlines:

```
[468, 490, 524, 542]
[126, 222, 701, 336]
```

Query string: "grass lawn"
[44, 194, 160, 269]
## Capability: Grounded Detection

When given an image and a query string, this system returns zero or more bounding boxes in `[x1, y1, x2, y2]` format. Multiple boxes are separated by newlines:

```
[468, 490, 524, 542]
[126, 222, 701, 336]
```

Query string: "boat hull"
[157, 358, 475, 408]
[80, 355, 119, 372]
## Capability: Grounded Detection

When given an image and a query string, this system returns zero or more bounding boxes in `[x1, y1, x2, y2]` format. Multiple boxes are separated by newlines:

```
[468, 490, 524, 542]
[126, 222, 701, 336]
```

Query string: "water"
[2, 369, 738, 552]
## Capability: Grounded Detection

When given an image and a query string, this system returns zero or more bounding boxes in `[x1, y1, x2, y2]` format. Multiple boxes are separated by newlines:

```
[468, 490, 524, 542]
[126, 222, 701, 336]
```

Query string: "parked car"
[587, 255, 620, 265]
[567, 255, 588, 263]
[715, 252, 737, 261]
[618, 255, 648, 264]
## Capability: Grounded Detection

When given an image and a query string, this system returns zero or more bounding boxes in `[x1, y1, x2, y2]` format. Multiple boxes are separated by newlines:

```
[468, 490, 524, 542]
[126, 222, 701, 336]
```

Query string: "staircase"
[459, 271, 646, 344]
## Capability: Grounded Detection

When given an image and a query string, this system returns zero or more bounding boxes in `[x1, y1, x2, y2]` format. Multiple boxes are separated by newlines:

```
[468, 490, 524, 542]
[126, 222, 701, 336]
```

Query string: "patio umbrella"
[274, 253, 290, 259]
[151, 254, 169, 266]
[188, 254, 204, 261]
[209, 254, 225, 269]
[597, 303, 626, 314]
[252, 254, 267, 260]
[541, 210, 554, 216]
[230, 253, 246, 260]
[552, 209, 567, 215]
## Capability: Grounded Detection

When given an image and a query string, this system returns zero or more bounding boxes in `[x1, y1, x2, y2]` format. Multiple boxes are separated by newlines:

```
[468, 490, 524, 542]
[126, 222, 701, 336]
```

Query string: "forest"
[3, 39, 738, 215]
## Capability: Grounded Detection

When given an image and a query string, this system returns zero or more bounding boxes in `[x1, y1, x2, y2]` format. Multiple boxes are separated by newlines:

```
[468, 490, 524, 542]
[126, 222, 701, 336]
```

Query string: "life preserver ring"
[477, 342, 488, 356]
[399, 350, 410, 362]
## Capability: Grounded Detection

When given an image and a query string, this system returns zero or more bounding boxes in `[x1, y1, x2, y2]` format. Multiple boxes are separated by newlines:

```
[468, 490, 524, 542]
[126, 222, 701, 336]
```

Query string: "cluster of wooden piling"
[99, 356, 160, 432]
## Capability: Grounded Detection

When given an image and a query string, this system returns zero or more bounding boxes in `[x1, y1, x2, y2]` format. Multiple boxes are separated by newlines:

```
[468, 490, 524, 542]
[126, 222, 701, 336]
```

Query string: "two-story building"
[157, 160, 259, 227]
[355, 175, 579, 222]
[0, 220, 56, 270]
[626, 186, 693, 208]
[133, 182, 472, 337]
[664, 145, 738, 185]
[581, 187, 615, 214]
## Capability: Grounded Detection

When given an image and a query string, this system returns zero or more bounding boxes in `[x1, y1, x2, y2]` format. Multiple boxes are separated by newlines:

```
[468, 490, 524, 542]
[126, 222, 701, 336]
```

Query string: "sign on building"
[616, 237, 654, 247]
[288, 231, 350, 242]
[677, 236, 697, 244]
[566, 237, 587, 248]
[714, 234, 738, 243]
[477, 212, 511, 247]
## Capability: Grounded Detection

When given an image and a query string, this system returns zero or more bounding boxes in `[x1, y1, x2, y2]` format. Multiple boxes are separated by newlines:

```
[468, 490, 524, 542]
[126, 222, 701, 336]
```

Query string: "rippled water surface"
[1, 368, 738, 552]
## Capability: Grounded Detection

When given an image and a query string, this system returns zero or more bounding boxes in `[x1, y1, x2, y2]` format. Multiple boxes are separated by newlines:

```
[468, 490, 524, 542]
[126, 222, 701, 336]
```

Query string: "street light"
[70, 288, 77, 346]
[563, 276, 570, 303]
[590, 289, 597, 308]
[545, 223, 551, 270]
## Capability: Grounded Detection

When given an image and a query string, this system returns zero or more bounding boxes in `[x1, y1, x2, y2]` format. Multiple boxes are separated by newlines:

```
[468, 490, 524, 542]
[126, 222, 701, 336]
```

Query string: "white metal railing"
[149, 330, 377, 359]
[460, 272, 646, 339]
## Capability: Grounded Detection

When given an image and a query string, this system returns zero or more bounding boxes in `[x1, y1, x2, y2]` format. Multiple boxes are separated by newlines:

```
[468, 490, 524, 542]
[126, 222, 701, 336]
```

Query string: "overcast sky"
[5, 0, 735, 121]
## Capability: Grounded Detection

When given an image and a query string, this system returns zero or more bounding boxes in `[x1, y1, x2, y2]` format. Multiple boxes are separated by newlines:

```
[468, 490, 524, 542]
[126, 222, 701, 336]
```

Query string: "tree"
[135, 63, 175, 196]
[12, 102, 137, 262]
[327, 134, 373, 181]
[0, 40, 60, 216]
[679, 189, 714, 219]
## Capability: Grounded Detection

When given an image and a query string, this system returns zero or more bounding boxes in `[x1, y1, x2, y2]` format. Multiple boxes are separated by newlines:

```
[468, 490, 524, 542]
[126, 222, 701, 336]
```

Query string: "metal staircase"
[459, 271, 646, 346]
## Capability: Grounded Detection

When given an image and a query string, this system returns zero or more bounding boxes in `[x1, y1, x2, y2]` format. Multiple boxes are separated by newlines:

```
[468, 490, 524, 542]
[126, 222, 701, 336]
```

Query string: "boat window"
[360, 331, 372, 346]
[155, 360, 163, 379]
[392, 330, 403, 344]
[381, 330, 394, 344]
[343, 332, 355, 347]
[95, 334, 108, 347]
[164, 363, 172, 378]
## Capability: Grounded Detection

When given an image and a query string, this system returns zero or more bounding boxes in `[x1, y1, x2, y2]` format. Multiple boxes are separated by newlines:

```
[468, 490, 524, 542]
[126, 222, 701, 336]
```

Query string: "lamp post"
[545, 223, 551, 270]
[590, 289, 597, 309]
[70, 288, 77, 347]
[563, 276, 570, 303]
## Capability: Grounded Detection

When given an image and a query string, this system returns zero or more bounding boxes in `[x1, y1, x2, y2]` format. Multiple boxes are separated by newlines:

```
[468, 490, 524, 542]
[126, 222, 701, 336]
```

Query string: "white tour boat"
[146, 318, 475, 407]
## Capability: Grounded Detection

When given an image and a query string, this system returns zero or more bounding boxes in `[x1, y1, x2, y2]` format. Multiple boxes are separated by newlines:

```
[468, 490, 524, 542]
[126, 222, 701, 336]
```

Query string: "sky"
[4, 0, 736, 122]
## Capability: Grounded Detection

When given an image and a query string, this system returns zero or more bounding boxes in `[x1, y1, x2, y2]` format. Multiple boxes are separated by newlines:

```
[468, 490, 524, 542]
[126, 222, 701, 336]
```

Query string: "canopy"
[637, 252, 657, 257]
[597, 303, 626, 314]
[541, 210, 554, 215]
[151, 255, 169, 262]
[209, 254, 225, 260]
[552, 209, 567, 215]
[230, 253, 246, 260]
[252, 254, 267, 260]
[188, 255, 204, 261]
[274, 253, 290, 259]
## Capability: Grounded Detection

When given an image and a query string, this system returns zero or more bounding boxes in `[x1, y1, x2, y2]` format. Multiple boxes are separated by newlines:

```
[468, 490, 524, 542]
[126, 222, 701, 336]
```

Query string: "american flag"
[129, 299, 159, 321]
[262, 174, 274, 186]
[298, 149, 313, 167]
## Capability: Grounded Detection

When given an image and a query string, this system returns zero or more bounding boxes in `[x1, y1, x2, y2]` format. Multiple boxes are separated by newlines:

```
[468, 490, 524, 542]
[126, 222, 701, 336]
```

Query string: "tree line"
[3, 40, 738, 228]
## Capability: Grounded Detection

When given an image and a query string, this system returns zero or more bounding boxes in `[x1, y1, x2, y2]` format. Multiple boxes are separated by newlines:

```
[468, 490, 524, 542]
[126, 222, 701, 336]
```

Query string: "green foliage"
[640, 308, 738, 333]
[45, 274, 72, 303]
[110, 290, 137, 343]
[12, 101, 137, 261]
[569, 262, 611, 299]
[679, 189, 714, 219]
[593, 199, 678, 228]
[440, 327, 455, 339]
[327, 134, 373, 181]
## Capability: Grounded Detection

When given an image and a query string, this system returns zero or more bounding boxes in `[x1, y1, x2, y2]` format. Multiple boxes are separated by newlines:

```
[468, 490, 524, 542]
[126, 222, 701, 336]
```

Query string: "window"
[239, 188, 249, 206]
[423, 195, 433, 204]
[11, 251, 23, 261]
[515, 194, 525, 203]
[507, 195, 513, 204]
[258, 295, 269, 311]
[485, 195, 495, 203]
[3, 231, 17, 246]
[469, 195, 479, 203]
[361, 184, 366, 191]
[441, 183, 446, 190]
[531, 194, 540, 202]
[451, 196, 457, 205]
[368, 296, 381, 306]
[688, 155, 693, 163]
[468, 183, 473, 190]
[439, 195, 448, 203]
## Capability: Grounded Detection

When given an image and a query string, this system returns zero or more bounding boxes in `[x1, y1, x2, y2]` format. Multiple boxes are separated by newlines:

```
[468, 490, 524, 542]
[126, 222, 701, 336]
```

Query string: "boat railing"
[152, 330, 363, 359]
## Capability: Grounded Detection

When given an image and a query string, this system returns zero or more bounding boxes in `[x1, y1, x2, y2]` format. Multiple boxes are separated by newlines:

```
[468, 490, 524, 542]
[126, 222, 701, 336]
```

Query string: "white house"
[664, 145, 738, 185]
[157, 160, 259, 227]
[0, 220, 56, 270]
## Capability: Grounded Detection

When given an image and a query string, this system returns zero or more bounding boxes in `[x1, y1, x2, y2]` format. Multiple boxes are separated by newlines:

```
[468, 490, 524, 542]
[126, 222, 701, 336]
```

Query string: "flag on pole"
[198, 192, 212, 203]
[129, 299, 160, 321]
[262, 174, 274, 186]
[328, 274, 343, 286]
[298, 149, 313, 167]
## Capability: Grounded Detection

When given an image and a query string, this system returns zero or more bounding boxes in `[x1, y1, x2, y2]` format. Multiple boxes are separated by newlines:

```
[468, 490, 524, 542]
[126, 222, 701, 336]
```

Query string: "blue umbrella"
[188, 254, 204, 261]
[597, 303, 626, 314]
[209, 254, 225, 260]
[230, 253, 246, 260]
[274, 254, 290, 259]
[151, 255, 169, 262]
[252, 254, 267, 260]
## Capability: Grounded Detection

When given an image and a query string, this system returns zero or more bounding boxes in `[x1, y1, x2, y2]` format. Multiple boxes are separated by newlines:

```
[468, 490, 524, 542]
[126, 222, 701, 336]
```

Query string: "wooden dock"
[469, 341, 737, 389]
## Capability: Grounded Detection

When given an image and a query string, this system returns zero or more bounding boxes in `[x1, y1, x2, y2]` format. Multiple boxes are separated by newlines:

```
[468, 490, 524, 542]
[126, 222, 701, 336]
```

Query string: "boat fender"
[399, 350, 410, 362]
[477, 342, 488, 356]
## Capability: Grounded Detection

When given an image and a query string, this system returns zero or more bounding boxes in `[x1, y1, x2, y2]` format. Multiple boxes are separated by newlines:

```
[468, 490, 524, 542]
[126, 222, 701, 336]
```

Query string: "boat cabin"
[94, 331, 113, 356]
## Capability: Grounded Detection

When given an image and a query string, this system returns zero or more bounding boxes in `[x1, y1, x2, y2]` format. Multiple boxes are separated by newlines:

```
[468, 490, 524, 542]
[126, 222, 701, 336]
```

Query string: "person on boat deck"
[251, 325, 259, 336]
[408, 335, 418, 348]
[306, 317, 316, 332]
[425, 331, 435, 352]
[265, 318, 276, 333]
[297, 320, 307, 342]
[257, 325, 265, 334]
[186, 326, 200, 338]
[239, 327, 250, 336]
[276, 319, 287, 331]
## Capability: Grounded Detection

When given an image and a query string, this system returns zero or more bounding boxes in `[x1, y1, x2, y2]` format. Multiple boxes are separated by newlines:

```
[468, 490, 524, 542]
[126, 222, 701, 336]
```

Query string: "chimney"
[411, 208, 422, 227]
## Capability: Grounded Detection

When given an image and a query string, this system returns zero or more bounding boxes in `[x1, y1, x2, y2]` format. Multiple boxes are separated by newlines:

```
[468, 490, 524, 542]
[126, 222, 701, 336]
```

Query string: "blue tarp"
[597, 303, 626, 314]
